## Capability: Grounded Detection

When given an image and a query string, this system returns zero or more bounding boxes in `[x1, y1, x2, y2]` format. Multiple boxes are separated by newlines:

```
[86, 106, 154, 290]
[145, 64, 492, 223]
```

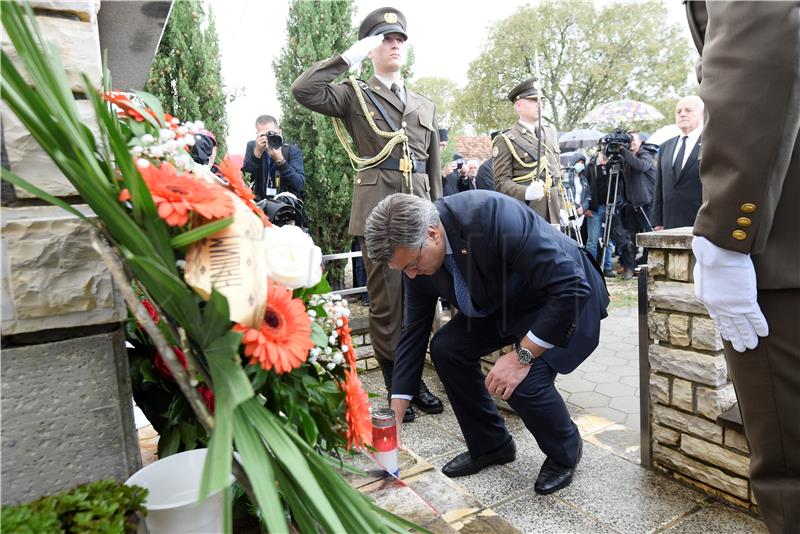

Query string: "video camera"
[256, 192, 307, 229]
[601, 129, 632, 158]
[259, 130, 283, 150]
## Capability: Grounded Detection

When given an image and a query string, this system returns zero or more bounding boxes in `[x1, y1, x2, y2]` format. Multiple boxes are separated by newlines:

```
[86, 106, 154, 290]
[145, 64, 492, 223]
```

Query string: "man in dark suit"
[365, 190, 609, 494]
[653, 96, 704, 230]
[687, 3, 799, 532]
[242, 115, 306, 201]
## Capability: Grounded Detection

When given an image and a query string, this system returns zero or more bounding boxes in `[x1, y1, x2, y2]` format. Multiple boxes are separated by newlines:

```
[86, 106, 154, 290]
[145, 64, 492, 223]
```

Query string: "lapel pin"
[460, 248, 467, 255]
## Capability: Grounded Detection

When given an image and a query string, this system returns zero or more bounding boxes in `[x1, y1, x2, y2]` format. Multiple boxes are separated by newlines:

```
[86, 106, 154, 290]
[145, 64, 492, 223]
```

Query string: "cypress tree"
[145, 1, 229, 155]
[274, 0, 356, 289]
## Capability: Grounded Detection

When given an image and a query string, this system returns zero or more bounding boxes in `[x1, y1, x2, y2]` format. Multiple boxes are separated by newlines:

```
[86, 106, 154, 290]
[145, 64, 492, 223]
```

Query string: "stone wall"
[639, 228, 755, 511]
[1, 1, 142, 505]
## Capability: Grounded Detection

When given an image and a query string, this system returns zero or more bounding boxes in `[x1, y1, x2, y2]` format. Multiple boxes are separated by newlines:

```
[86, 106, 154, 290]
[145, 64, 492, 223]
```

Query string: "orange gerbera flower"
[235, 280, 313, 374]
[337, 317, 355, 368]
[216, 158, 271, 227]
[102, 91, 156, 122]
[342, 367, 372, 449]
[139, 162, 234, 226]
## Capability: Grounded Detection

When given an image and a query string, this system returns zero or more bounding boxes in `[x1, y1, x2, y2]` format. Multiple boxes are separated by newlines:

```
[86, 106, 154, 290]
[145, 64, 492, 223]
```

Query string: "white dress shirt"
[374, 74, 406, 104]
[672, 125, 703, 169]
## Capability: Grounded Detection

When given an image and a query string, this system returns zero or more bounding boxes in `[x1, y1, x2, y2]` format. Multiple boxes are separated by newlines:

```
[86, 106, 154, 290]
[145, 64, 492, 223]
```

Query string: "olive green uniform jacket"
[292, 55, 442, 236]
[492, 121, 562, 223]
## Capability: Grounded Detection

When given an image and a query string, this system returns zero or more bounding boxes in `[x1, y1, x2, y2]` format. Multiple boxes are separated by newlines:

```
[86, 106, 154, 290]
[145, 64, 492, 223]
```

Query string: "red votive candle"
[371, 408, 399, 476]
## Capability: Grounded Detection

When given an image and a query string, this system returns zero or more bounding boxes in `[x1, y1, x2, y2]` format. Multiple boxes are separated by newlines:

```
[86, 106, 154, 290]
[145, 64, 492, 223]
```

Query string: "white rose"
[262, 225, 323, 289]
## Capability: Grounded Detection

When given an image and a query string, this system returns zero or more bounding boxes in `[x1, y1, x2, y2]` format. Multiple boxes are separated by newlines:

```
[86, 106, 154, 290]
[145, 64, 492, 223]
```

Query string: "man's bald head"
[675, 95, 704, 134]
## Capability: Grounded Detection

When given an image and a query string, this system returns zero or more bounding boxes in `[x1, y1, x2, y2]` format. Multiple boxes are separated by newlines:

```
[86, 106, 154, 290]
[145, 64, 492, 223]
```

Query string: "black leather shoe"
[442, 439, 516, 478]
[412, 380, 444, 414]
[534, 439, 583, 495]
[403, 405, 415, 423]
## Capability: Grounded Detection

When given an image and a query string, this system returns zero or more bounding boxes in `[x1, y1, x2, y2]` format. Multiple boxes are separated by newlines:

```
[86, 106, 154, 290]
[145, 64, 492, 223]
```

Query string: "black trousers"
[429, 313, 582, 467]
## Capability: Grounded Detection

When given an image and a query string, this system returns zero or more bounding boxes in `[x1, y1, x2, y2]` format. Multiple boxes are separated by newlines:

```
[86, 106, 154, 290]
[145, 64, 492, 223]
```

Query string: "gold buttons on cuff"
[356, 178, 362, 184]
[401, 121, 407, 127]
[736, 217, 752, 227]
[740, 203, 757, 213]
[732, 229, 747, 240]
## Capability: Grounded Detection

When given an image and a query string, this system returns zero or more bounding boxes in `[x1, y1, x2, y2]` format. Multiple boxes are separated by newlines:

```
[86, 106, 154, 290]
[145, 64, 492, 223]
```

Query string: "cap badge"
[384, 12, 398, 23]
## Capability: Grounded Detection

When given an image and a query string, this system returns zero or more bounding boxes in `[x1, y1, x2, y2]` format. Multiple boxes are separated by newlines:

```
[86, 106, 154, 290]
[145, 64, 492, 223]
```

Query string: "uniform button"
[401, 121, 407, 127]
[740, 203, 757, 213]
[736, 217, 752, 227]
[732, 229, 747, 240]
[356, 178, 361, 185]
[370, 111, 375, 117]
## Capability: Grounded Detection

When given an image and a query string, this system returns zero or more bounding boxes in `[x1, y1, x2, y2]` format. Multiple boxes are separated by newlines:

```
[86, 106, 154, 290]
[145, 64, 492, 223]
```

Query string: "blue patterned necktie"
[444, 255, 486, 318]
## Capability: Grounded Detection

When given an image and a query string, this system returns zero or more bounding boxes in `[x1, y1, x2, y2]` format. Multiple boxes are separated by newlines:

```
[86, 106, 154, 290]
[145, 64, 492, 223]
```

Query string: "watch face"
[517, 348, 534, 365]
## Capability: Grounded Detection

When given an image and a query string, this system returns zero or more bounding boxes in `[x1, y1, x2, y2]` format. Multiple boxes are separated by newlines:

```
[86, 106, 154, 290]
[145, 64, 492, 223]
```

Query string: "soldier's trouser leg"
[358, 236, 403, 389]
[723, 289, 800, 534]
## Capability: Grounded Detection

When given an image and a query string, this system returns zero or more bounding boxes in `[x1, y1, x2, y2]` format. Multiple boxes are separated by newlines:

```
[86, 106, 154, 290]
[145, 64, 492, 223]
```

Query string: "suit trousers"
[358, 236, 403, 367]
[724, 289, 800, 534]
[430, 313, 581, 467]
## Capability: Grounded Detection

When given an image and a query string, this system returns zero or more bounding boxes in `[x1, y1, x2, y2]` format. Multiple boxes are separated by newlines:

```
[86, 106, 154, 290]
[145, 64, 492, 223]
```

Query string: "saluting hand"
[342, 34, 384, 67]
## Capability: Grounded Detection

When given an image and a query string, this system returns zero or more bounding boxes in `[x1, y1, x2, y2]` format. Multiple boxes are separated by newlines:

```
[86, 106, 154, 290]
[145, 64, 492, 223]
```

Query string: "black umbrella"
[559, 128, 604, 151]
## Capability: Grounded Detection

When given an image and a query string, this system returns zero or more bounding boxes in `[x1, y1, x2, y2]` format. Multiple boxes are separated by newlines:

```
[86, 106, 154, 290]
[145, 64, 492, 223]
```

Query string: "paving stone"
[576, 360, 607, 373]
[401, 419, 466, 460]
[360, 478, 444, 528]
[609, 395, 640, 414]
[664, 503, 767, 533]
[556, 377, 596, 393]
[592, 355, 629, 367]
[571, 410, 618, 436]
[594, 382, 636, 397]
[557, 441, 704, 534]
[605, 341, 638, 353]
[620, 375, 640, 387]
[495, 493, 617, 533]
[584, 424, 641, 464]
[588, 406, 629, 425]
[625, 413, 642, 430]
[606, 365, 639, 377]
[569, 391, 611, 409]
[428, 455, 534, 508]
[583, 371, 622, 384]
[402, 468, 482, 523]
[450, 508, 520, 534]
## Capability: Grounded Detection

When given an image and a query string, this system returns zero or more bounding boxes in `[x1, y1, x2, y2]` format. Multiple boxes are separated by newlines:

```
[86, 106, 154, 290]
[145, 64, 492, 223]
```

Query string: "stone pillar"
[1, 1, 141, 505]
[638, 228, 755, 511]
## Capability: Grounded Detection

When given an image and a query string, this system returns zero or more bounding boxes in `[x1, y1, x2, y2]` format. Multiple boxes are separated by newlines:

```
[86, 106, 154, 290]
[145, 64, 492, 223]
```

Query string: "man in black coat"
[365, 190, 609, 494]
[242, 114, 306, 200]
[653, 96, 704, 230]
[618, 132, 657, 273]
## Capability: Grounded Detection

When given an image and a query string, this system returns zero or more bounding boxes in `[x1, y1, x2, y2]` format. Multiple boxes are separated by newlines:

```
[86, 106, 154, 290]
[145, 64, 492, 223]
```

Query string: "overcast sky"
[212, 0, 692, 155]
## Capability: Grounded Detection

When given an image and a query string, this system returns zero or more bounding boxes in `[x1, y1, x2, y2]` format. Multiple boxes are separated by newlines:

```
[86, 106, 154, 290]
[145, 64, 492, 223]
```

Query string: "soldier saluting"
[292, 8, 443, 422]
[492, 78, 563, 224]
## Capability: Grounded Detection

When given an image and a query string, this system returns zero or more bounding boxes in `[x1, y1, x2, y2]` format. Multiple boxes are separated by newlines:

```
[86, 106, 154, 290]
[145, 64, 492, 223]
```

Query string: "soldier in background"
[492, 78, 562, 224]
[292, 7, 443, 422]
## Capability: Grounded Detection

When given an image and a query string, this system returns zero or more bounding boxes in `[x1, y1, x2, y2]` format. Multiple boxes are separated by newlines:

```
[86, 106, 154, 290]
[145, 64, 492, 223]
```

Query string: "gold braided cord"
[330, 76, 414, 193]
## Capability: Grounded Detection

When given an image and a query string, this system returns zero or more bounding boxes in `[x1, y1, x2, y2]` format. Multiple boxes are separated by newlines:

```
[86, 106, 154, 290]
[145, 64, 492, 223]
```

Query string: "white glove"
[559, 209, 569, 227]
[692, 236, 769, 352]
[341, 35, 384, 67]
[525, 180, 545, 201]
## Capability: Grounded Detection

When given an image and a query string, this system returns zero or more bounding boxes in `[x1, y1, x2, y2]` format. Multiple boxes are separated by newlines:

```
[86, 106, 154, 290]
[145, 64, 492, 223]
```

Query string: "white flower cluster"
[306, 293, 352, 371]
[131, 120, 206, 172]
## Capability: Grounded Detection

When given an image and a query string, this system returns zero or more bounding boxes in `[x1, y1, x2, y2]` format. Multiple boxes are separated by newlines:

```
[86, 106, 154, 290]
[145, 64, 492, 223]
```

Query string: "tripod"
[559, 170, 584, 246]
[599, 157, 623, 273]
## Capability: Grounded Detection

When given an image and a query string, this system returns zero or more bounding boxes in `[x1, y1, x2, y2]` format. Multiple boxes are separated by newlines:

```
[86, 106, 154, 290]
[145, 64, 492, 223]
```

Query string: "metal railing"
[638, 265, 652, 467]
[321, 251, 367, 297]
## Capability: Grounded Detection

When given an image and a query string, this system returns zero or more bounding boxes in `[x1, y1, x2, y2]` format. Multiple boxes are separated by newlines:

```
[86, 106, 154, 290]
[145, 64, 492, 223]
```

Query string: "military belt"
[378, 156, 427, 174]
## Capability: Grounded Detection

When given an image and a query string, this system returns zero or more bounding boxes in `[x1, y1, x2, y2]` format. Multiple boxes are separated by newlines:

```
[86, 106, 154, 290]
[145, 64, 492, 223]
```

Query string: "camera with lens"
[601, 129, 632, 158]
[260, 130, 283, 150]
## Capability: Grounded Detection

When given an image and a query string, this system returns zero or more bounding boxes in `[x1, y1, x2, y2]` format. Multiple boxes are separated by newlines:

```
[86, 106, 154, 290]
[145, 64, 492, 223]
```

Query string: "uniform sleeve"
[692, 1, 800, 254]
[428, 114, 443, 200]
[291, 55, 352, 119]
[492, 135, 526, 201]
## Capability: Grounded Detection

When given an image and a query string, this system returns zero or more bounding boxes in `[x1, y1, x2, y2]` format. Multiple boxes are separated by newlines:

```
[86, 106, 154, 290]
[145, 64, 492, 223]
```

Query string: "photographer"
[618, 131, 657, 274]
[242, 115, 306, 201]
[442, 154, 467, 196]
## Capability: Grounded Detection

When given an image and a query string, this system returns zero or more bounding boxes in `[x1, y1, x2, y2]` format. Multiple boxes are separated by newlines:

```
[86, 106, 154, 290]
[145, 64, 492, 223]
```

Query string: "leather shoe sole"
[442, 439, 516, 478]
[534, 439, 583, 495]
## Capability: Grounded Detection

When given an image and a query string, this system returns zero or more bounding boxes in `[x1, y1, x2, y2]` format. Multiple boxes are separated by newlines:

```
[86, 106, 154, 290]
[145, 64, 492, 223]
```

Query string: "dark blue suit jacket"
[392, 190, 610, 396]
[242, 141, 306, 200]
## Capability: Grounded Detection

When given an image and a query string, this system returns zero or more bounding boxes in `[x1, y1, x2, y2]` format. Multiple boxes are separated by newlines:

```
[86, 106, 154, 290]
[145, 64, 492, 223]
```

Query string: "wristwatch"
[515, 343, 534, 365]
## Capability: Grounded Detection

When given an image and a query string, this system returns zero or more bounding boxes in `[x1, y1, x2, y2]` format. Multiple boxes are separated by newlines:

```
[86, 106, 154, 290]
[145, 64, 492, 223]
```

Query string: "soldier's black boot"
[412, 379, 444, 414]
[378, 359, 415, 423]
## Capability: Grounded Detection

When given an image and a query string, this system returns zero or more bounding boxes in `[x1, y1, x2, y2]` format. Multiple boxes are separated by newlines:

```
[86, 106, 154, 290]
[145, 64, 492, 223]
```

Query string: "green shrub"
[1, 480, 147, 534]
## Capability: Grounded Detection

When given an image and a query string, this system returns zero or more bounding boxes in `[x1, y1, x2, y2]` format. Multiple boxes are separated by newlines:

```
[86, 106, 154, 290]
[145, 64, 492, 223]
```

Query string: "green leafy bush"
[1, 480, 147, 534]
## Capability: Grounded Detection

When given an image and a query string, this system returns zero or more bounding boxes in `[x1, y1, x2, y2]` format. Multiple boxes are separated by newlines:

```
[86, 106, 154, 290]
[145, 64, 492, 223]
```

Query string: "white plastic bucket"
[125, 448, 232, 533]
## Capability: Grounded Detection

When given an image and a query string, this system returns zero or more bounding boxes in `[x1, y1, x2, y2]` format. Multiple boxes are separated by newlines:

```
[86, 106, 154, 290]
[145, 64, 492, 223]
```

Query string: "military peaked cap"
[358, 7, 408, 40]
[508, 77, 544, 102]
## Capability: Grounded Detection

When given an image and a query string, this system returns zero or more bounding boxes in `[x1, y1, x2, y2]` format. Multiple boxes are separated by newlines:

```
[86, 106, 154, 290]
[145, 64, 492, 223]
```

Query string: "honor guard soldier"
[292, 7, 443, 422]
[492, 78, 563, 224]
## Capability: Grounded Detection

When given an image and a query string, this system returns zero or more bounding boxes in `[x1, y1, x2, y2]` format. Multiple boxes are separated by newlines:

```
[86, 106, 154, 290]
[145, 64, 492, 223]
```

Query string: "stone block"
[724, 429, 750, 455]
[653, 424, 680, 446]
[650, 281, 709, 315]
[671, 378, 693, 412]
[667, 251, 691, 282]
[653, 405, 723, 443]
[1, 330, 141, 505]
[0, 100, 100, 199]
[680, 434, 750, 478]
[696, 384, 737, 421]
[1, 205, 127, 335]
[653, 443, 749, 499]
[0, 12, 102, 94]
[649, 344, 727, 387]
[637, 227, 693, 250]
[650, 373, 670, 404]
[648, 249, 665, 276]
[668, 314, 691, 347]
[673, 473, 754, 512]
[648, 311, 669, 342]
[691, 316, 724, 352]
